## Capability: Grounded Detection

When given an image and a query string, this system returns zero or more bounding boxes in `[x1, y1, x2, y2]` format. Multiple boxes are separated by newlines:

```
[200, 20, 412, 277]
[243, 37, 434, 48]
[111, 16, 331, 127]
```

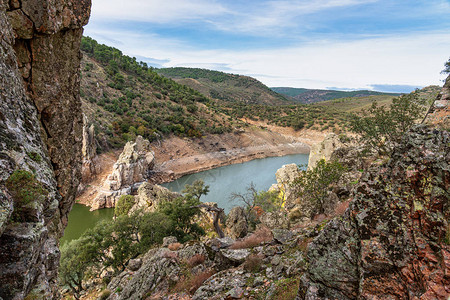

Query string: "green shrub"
[27, 151, 42, 163]
[6, 169, 48, 221]
[115, 195, 135, 217]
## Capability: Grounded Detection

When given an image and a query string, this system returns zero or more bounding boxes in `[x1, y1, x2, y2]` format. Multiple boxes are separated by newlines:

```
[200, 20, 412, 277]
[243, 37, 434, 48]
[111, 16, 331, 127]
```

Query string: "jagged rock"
[107, 249, 181, 300]
[206, 236, 235, 250]
[273, 164, 300, 209]
[219, 249, 250, 264]
[80, 114, 99, 188]
[424, 75, 450, 129]
[260, 211, 290, 229]
[127, 259, 142, 271]
[0, 0, 90, 298]
[105, 136, 155, 191]
[193, 269, 249, 300]
[90, 186, 132, 210]
[226, 206, 248, 239]
[162, 236, 178, 247]
[272, 229, 294, 244]
[307, 133, 344, 169]
[130, 182, 177, 213]
[298, 126, 450, 299]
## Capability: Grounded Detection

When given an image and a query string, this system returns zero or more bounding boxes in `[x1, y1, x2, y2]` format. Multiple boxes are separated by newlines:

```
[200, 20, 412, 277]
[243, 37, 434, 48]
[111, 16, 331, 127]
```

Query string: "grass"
[270, 277, 301, 300]
[230, 226, 273, 249]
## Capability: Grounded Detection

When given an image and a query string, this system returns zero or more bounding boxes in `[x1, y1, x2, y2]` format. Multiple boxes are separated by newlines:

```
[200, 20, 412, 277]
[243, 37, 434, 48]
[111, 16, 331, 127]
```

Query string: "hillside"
[157, 67, 291, 105]
[80, 37, 237, 151]
[271, 86, 401, 104]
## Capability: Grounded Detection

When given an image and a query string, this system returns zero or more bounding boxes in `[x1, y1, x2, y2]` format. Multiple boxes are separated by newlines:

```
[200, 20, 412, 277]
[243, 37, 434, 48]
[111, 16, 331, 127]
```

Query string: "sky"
[84, 0, 450, 93]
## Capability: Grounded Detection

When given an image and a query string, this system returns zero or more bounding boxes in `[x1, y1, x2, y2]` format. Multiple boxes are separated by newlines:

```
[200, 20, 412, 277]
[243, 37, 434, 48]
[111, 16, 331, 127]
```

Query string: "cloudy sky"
[84, 0, 450, 92]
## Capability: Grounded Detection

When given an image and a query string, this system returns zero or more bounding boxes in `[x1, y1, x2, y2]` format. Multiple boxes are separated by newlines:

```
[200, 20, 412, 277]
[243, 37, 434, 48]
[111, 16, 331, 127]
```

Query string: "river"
[61, 153, 308, 244]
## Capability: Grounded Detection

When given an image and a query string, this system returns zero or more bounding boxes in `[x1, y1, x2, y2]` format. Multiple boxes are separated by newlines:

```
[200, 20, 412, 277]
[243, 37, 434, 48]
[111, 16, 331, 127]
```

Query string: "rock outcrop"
[424, 74, 449, 129]
[80, 114, 99, 190]
[129, 182, 178, 214]
[0, 0, 90, 298]
[90, 136, 155, 210]
[105, 136, 155, 191]
[225, 206, 248, 239]
[298, 126, 450, 299]
[307, 133, 344, 169]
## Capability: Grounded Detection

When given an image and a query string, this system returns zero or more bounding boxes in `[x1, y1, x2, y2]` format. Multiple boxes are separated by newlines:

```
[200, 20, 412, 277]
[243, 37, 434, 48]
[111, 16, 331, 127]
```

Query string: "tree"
[159, 180, 208, 242]
[349, 92, 427, 155]
[230, 183, 281, 229]
[291, 159, 346, 217]
[441, 57, 450, 74]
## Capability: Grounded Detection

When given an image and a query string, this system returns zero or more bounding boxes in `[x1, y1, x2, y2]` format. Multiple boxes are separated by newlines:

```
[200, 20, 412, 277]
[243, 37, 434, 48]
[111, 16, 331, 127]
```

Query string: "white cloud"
[84, 25, 450, 90]
[91, 0, 228, 23]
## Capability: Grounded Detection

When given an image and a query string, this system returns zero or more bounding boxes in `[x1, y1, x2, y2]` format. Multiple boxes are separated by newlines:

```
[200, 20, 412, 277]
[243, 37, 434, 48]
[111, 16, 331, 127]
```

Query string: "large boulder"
[260, 211, 290, 229]
[226, 206, 248, 239]
[129, 182, 177, 213]
[307, 133, 344, 169]
[424, 74, 450, 129]
[298, 126, 450, 299]
[105, 136, 154, 191]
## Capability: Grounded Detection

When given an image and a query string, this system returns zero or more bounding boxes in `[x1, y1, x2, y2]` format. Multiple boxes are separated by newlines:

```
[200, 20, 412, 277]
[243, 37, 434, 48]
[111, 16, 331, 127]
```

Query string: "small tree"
[441, 57, 450, 74]
[231, 183, 281, 229]
[349, 92, 426, 155]
[159, 180, 208, 242]
[291, 159, 346, 217]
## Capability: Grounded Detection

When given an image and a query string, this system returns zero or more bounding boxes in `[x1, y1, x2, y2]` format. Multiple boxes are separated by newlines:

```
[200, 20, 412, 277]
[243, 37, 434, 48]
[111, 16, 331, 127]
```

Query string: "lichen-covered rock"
[0, 0, 90, 298]
[130, 182, 177, 213]
[273, 163, 300, 209]
[298, 126, 450, 299]
[424, 75, 449, 129]
[260, 210, 290, 230]
[307, 133, 344, 169]
[105, 136, 154, 191]
[226, 206, 248, 239]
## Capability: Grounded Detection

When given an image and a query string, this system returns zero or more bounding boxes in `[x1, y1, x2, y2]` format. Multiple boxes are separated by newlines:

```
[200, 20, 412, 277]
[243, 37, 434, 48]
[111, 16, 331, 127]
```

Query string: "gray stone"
[226, 206, 248, 239]
[272, 229, 294, 244]
[127, 259, 142, 271]
[162, 236, 178, 247]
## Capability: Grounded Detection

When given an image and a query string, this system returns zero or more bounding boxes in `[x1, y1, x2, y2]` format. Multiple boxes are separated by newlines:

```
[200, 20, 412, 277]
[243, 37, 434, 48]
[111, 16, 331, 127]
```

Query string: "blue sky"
[85, 0, 450, 92]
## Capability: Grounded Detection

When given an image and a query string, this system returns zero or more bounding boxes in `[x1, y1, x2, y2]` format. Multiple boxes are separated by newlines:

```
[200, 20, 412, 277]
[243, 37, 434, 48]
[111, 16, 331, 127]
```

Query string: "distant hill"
[79, 37, 236, 151]
[157, 67, 291, 105]
[271, 87, 401, 104]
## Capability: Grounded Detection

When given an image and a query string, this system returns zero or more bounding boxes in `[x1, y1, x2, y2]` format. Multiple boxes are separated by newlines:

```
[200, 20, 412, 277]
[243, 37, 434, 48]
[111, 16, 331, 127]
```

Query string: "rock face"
[129, 182, 178, 214]
[307, 133, 344, 169]
[424, 74, 450, 129]
[105, 136, 154, 191]
[0, 0, 90, 298]
[80, 114, 99, 188]
[90, 136, 155, 210]
[273, 163, 300, 209]
[298, 126, 450, 299]
[225, 206, 248, 239]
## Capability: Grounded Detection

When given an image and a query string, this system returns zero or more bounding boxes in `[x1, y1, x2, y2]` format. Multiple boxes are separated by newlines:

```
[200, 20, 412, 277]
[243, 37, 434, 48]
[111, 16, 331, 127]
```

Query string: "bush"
[349, 92, 426, 155]
[187, 254, 206, 268]
[243, 254, 263, 273]
[291, 159, 346, 217]
[114, 195, 135, 217]
[230, 226, 272, 249]
[6, 169, 48, 221]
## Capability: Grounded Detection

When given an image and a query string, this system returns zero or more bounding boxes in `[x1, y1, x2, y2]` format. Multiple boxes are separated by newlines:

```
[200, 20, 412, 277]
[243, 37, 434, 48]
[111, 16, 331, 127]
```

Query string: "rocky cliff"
[298, 125, 449, 299]
[0, 0, 90, 298]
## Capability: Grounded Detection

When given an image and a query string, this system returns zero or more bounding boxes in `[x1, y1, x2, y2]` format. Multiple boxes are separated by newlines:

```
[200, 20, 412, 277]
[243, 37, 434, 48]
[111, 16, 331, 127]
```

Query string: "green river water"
[61, 153, 309, 244]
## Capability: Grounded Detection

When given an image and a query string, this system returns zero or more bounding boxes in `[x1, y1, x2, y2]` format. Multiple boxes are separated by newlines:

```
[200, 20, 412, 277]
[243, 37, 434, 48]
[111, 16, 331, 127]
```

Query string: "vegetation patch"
[6, 169, 47, 222]
[271, 277, 301, 300]
[114, 195, 135, 217]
